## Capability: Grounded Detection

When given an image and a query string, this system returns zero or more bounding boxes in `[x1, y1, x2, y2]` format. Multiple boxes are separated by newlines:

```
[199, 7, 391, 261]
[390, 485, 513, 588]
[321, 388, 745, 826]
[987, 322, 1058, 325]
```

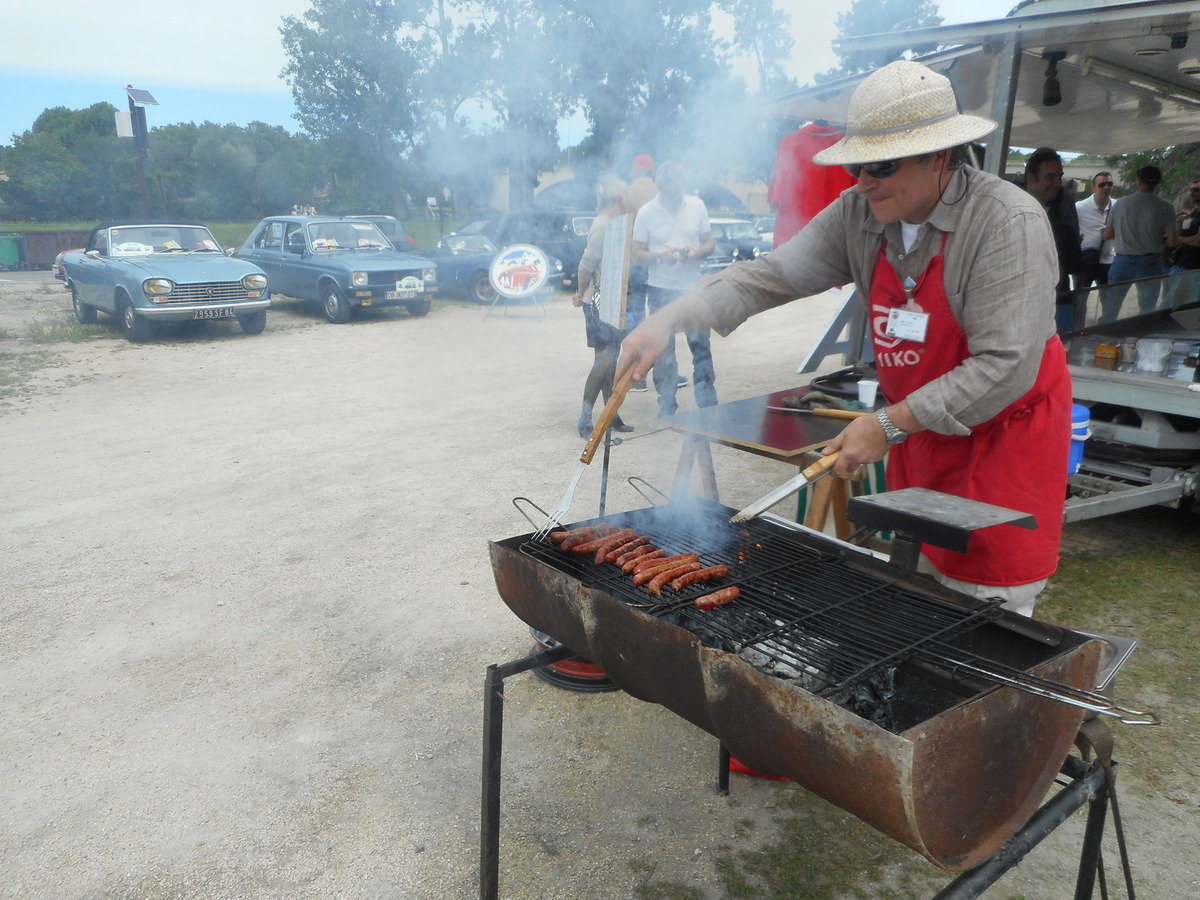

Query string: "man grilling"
[618, 60, 1072, 618]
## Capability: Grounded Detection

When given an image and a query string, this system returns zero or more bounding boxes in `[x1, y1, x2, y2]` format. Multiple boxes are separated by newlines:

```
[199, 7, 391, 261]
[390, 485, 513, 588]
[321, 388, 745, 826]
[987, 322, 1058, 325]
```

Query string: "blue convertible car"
[62, 222, 270, 342]
[236, 216, 438, 323]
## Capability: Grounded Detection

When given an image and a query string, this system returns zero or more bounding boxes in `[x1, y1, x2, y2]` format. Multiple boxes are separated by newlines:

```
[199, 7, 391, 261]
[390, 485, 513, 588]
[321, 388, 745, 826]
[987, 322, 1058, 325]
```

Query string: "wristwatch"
[875, 407, 909, 445]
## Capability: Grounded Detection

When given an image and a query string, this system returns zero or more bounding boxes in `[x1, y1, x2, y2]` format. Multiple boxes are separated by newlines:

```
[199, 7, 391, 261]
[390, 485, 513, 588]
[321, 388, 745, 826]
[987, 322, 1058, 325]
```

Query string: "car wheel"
[119, 299, 153, 342]
[71, 285, 97, 324]
[239, 310, 267, 335]
[469, 271, 496, 304]
[322, 284, 351, 323]
[405, 299, 432, 317]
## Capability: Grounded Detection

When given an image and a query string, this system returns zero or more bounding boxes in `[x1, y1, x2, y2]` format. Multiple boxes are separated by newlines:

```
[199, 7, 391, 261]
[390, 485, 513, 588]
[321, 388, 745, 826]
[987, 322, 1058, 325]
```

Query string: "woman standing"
[572, 175, 635, 437]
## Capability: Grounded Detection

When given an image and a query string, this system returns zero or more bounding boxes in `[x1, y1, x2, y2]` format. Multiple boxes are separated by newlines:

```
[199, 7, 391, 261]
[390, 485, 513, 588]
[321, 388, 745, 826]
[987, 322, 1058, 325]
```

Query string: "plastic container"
[1068, 404, 1090, 476]
[0, 233, 22, 270]
[1134, 338, 1171, 374]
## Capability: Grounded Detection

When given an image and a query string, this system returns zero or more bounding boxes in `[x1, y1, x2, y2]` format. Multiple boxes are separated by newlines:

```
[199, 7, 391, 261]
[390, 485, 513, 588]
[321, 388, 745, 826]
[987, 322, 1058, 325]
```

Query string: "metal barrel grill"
[489, 497, 1108, 871]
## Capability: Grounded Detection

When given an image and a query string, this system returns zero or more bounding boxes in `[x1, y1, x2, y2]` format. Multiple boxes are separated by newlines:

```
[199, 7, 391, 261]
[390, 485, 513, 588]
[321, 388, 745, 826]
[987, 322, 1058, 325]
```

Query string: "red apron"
[868, 238, 1072, 586]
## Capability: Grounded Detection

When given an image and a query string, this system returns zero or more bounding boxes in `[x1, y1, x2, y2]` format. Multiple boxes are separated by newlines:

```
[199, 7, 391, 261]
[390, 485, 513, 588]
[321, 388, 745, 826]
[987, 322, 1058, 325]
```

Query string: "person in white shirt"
[631, 161, 716, 417]
[1075, 171, 1116, 326]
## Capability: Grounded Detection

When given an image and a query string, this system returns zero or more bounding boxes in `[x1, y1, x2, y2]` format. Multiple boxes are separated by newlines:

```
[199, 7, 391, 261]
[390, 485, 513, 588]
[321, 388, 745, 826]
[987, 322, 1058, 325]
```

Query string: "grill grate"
[518, 501, 1001, 700]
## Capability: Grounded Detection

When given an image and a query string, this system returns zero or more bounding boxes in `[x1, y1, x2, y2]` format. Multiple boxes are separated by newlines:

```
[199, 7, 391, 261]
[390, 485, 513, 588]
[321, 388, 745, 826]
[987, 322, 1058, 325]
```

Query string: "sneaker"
[629, 381, 648, 392]
[677, 375, 689, 388]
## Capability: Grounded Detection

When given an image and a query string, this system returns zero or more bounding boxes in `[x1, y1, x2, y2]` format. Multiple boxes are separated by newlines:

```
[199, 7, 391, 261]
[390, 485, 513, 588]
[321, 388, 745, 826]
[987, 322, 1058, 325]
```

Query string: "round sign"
[489, 243, 551, 299]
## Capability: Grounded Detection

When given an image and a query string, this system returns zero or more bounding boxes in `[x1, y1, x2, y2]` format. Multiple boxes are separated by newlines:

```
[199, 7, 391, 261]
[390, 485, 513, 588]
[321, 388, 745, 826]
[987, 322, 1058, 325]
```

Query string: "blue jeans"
[647, 286, 717, 416]
[1102, 254, 1163, 322]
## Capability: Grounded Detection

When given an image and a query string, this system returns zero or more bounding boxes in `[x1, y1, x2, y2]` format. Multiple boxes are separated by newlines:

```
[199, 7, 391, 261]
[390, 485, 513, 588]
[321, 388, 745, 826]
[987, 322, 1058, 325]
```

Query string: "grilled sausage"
[616, 544, 659, 570]
[631, 554, 702, 585]
[631, 552, 700, 577]
[669, 565, 729, 592]
[571, 528, 634, 555]
[694, 586, 740, 610]
[595, 532, 645, 564]
[550, 525, 607, 544]
[559, 525, 618, 551]
[648, 562, 703, 595]
[602, 535, 650, 564]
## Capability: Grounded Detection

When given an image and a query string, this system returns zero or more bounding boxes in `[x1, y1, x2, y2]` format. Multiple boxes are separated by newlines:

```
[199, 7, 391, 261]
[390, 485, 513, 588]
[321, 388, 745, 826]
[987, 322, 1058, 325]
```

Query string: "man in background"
[1102, 165, 1177, 322]
[1075, 171, 1116, 324]
[631, 160, 716, 417]
[1025, 148, 1083, 332]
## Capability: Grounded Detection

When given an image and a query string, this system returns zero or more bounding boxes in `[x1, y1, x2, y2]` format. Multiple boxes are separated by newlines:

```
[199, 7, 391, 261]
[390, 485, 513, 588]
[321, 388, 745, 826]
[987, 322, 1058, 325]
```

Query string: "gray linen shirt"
[689, 166, 1058, 436]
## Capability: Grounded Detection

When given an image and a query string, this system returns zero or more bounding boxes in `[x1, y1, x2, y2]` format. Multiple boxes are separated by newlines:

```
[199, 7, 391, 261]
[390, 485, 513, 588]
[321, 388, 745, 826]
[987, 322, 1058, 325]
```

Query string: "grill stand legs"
[480, 645, 573, 900]
[484, 664, 1133, 900]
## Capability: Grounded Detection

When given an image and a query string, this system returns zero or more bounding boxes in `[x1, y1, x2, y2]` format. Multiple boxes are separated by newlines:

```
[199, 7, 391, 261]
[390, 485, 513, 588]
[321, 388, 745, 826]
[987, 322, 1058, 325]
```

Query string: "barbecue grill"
[489, 496, 1111, 872]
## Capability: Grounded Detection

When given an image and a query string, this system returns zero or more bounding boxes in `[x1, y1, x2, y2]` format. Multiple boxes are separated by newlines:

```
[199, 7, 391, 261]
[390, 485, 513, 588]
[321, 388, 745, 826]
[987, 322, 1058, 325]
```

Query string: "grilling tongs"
[730, 451, 840, 523]
[532, 364, 639, 540]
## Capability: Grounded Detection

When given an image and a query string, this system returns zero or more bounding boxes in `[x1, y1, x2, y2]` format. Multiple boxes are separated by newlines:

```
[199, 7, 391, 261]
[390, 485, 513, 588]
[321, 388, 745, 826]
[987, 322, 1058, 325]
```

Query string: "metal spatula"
[532, 365, 638, 540]
[729, 451, 840, 524]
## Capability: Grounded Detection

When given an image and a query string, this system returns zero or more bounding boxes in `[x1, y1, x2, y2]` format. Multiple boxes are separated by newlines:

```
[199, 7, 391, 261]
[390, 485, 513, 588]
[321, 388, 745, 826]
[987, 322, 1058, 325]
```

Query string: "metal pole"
[932, 756, 1107, 899]
[129, 96, 149, 218]
[480, 646, 574, 900]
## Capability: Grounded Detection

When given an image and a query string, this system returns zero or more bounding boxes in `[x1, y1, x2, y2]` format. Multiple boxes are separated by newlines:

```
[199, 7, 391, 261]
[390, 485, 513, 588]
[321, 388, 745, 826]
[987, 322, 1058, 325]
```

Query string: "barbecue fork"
[533, 364, 638, 541]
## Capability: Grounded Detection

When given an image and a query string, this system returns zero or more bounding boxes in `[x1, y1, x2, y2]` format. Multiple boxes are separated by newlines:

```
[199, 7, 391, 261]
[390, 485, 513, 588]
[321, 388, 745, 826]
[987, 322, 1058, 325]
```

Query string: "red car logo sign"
[489, 244, 550, 299]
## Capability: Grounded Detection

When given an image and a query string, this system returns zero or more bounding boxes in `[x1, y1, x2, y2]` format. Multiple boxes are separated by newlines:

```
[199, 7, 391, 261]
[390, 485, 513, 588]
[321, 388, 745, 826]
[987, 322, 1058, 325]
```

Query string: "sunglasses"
[1096, 181, 1114, 187]
[844, 159, 904, 179]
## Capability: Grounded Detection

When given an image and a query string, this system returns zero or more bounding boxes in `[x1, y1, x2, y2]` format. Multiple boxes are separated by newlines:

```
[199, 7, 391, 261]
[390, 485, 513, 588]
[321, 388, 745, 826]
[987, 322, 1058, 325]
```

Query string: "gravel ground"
[1, 270, 1196, 899]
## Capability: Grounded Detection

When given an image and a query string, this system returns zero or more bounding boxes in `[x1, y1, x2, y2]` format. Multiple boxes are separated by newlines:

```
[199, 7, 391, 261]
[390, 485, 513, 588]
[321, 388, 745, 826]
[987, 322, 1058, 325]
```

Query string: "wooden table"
[666, 386, 875, 538]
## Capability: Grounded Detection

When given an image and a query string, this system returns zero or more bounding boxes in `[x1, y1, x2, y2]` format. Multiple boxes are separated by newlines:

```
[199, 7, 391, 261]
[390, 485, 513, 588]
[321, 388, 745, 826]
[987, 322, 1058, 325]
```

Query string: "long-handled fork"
[532, 364, 638, 541]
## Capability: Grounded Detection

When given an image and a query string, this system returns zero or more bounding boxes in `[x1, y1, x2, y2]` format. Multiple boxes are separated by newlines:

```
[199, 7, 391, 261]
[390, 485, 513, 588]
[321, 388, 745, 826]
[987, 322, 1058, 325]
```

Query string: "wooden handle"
[799, 451, 839, 481]
[810, 408, 871, 419]
[580, 363, 638, 464]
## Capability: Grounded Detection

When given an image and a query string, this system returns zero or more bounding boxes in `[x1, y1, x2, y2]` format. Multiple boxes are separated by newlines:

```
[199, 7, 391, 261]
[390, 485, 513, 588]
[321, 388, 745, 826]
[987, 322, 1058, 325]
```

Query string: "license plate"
[386, 289, 419, 300]
[194, 307, 235, 319]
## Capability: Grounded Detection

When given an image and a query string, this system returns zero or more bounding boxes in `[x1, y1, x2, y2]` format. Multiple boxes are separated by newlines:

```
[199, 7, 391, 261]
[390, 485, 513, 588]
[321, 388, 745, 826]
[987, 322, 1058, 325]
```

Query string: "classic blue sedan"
[426, 233, 563, 303]
[62, 222, 270, 342]
[236, 216, 438, 323]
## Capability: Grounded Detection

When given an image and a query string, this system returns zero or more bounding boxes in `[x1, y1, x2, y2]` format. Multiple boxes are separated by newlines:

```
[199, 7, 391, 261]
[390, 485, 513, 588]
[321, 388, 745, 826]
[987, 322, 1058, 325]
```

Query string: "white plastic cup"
[857, 378, 879, 407]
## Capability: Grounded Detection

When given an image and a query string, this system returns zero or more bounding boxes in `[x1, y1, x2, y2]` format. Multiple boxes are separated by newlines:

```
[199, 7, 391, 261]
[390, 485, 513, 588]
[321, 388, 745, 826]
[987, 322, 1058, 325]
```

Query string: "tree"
[817, 0, 942, 83]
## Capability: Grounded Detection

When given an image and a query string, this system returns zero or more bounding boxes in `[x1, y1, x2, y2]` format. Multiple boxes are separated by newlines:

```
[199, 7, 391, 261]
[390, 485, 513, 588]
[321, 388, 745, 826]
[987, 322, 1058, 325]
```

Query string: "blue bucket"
[1069, 404, 1090, 476]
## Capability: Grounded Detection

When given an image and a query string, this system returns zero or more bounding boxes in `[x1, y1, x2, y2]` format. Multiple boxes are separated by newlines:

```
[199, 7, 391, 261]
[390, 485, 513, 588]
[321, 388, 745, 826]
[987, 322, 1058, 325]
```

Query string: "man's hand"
[617, 317, 673, 384]
[821, 402, 921, 476]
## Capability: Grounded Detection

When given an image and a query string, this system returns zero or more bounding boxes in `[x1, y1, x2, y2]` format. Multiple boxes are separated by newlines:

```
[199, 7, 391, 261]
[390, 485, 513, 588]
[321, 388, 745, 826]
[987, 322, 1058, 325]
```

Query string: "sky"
[0, 0, 1020, 147]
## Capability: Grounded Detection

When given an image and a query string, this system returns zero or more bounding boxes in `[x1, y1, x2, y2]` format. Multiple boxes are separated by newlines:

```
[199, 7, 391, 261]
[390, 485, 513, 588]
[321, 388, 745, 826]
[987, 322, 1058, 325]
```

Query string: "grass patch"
[26, 317, 116, 344]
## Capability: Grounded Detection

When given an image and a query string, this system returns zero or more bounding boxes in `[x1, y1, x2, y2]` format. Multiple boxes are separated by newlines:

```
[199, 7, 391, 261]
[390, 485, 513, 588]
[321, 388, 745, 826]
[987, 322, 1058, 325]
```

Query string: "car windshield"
[108, 225, 222, 256]
[307, 221, 391, 251]
[443, 234, 497, 254]
[715, 221, 758, 240]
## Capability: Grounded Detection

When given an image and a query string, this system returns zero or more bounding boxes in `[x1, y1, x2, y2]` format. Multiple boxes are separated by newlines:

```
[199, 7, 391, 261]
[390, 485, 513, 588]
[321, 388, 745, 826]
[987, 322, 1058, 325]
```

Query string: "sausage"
[601, 535, 650, 564]
[616, 544, 659, 569]
[648, 561, 703, 595]
[571, 528, 634, 555]
[559, 525, 618, 552]
[669, 565, 729, 592]
[694, 587, 740, 610]
[550, 525, 608, 544]
[631, 552, 701, 577]
[631, 554, 702, 585]
[595, 533, 646, 565]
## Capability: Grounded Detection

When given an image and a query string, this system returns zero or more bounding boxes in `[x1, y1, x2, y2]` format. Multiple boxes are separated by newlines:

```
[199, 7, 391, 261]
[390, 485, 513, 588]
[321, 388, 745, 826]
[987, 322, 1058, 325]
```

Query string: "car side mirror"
[86, 250, 101, 260]
[224, 247, 236, 257]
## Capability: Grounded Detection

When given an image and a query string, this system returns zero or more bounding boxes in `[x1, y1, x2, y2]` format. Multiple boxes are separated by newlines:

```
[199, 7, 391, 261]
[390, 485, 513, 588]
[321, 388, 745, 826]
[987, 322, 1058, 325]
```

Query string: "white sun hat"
[813, 60, 997, 166]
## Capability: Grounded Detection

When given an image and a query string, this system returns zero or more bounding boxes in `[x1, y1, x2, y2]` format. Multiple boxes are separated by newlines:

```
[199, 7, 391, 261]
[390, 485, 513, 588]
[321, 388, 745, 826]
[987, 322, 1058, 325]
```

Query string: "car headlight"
[351, 271, 369, 287]
[242, 273, 267, 291]
[144, 278, 174, 296]
[422, 268, 437, 284]
[554, 260, 563, 273]
[752, 246, 761, 258]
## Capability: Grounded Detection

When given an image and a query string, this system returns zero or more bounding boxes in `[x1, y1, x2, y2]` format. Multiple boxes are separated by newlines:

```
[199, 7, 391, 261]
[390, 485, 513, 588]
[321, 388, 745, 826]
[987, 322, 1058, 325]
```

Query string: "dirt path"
[1, 271, 1196, 899]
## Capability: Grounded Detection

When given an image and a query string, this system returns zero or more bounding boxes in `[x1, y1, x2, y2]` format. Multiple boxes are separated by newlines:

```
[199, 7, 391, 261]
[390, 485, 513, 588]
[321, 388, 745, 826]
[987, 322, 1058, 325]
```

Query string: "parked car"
[343, 215, 418, 250]
[754, 215, 776, 246]
[51, 248, 83, 283]
[709, 217, 772, 263]
[491, 208, 592, 288]
[235, 216, 438, 323]
[61, 222, 270, 342]
[428, 233, 563, 303]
